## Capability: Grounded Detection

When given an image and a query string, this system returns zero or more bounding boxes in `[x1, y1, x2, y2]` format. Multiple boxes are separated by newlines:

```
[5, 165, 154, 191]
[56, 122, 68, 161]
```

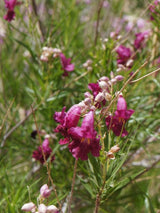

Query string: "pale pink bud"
[86, 59, 92, 65]
[78, 101, 88, 113]
[98, 81, 108, 90]
[126, 59, 133, 67]
[110, 71, 114, 79]
[47, 205, 59, 213]
[99, 76, 109, 82]
[104, 92, 112, 101]
[38, 204, 47, 213]
[21, 202, 36, 212]
[40, 184, 51, 198]
[95, 92, 105, 102]
[83, 62, 88, 68]
[106, 151, 115, 160]
[42, 47, 49, 51]
[40, 55, 48, 62]
[115, 75, 124, 81]
[84, 98, 92, 106]
[84, 92, 93, 99]
[110, 145, 120, 153]
[110, 79, 117, 84]
[87, 67, 93, 71]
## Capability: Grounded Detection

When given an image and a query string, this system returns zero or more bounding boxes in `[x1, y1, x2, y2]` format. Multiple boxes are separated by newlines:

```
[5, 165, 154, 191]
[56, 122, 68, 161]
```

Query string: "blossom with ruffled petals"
[59, 53, 74, 76]
[68, 111, 101, 160]
[54, 105, 81, 145]
[32, 138, 55, 164]
[4, 0, 21, 22]
[106, 96, 134, 137]
[116, 45, 132, 66]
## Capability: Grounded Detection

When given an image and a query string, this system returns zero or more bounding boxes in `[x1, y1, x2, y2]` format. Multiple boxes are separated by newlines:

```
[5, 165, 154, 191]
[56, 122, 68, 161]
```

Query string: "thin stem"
[67, 159, 78, 213]
[94, 0, 104, 46]
[101, 59, 149, 120]
[130, 67, 160, 83]
[94, 180, 106, 213]
[31, 0, 45, 41]
[31, 106, 62, 212]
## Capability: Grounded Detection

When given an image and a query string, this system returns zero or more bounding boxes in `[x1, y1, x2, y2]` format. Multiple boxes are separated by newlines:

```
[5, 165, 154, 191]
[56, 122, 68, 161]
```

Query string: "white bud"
[98, 81, 108, 90]
[84, 98, 92, 106]
[126, 59, 133, 67]
[87, 66, 93, 71]
[86, 59, 92, 65]
[99, 76, 109, 82]
[104, 92, 112, 101]
[83, 63, 88, 68]
[38, 204, 47, 213]
[21, 202, 36, 212]
[115, 75, 124, 81]
[47, 205, 59, 213]
[95, 92, 105, 102]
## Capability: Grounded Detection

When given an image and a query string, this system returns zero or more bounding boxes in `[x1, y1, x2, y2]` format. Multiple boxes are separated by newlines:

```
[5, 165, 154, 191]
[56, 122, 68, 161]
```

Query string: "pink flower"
[68, 111, 101, 160]
[40, 184, 51, 198]
[54, 105, 81, 145]
[116, 45, 132, 66]
[4, 0, 21, 22]
[59, 53, 74, 76]
[106, 96, 134, 137]
[134, 31, 149, 49]
[32, 138, 55, 164]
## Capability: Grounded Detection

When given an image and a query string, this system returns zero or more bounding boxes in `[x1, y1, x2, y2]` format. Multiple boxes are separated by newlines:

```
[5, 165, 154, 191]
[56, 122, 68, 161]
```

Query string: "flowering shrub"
[0, 0, 160, 213]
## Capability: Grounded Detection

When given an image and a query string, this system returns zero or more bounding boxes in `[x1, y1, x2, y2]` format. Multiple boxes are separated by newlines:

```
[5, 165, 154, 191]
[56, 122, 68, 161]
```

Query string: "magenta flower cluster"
[54, 74, 134, 160]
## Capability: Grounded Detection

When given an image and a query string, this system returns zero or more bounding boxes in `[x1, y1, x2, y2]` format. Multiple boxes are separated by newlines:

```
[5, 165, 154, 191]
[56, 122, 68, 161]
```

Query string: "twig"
[31, 0, 45, 41]
[1, 105, 37, 149]
[101, 59, 149, 119]
[130, 67, 160, 83]
[0, 98, 15, 138]
[94, 180, 106, 213]
[94, 0, 105, 46]
[31, 106, 62, 212]
[67, 159, 78, 213]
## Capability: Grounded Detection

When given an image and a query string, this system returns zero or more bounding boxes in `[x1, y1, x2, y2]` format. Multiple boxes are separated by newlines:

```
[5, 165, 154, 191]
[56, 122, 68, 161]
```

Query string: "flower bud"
[40, 184, 51, 198]
[84, 98, 92, 106]
[86, 59, 92, 65]
[84, 92, 93, 99]
[21, 202, 36, 212]
[99, 76, 109, 82]
[47, 205, 59, 213]
[104, 92, 112, 101]
[87, 66, 93, 71]
[83, 62, 88, 68]
[95, 92, 105, 102]
[115, 75, 124, 81]
[126, 59, 133, 67]
[98, 81, 108, 90]
[38, 204, 47, 213]
[106, 151, 115, 160]
[110, 145, 120, 153]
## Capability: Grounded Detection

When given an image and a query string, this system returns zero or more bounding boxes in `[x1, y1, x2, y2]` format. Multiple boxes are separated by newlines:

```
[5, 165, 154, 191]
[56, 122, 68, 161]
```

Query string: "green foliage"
[0, 0, 160, 212]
